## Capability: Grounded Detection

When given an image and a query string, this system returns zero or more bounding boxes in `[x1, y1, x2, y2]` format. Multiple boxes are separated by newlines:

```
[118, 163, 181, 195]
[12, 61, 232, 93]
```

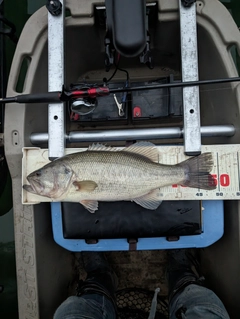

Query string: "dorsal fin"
[88, 142, 159, 163]
[88, 143, 119, 152]
[123, 141, 159, 163]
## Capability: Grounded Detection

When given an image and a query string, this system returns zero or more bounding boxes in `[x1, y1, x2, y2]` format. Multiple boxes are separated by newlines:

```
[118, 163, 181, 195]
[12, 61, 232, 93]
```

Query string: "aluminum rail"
[179, 0, 201, 156]
[48, 0, 65, 160]
[30, 125, 235, 145]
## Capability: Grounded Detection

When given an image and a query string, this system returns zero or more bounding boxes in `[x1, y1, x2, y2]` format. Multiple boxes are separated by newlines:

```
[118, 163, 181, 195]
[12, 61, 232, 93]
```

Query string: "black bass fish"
[23, 142, 216, 213]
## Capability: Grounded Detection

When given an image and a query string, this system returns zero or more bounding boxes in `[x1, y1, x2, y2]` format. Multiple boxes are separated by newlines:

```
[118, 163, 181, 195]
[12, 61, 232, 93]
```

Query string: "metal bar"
[48, 0, 65, 160]
[179, 1, 201, 155]
[30, 125, 235, 145]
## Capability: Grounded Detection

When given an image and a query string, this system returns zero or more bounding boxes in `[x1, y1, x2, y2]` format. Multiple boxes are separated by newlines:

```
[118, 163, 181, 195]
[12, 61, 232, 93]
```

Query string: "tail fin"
[178, 153, 216, 190]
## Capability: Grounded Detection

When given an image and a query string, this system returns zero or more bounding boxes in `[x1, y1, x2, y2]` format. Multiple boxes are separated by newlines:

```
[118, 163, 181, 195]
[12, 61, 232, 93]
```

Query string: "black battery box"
[69, 76, 182, 124]
[131, 76, 183, 121]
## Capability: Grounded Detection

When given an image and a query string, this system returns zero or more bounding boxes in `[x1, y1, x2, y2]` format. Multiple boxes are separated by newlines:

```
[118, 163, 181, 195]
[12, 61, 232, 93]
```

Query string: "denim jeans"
[169, 284, 230, 319]
[53, 294, 116, 319]
[54, 284, 230, 319]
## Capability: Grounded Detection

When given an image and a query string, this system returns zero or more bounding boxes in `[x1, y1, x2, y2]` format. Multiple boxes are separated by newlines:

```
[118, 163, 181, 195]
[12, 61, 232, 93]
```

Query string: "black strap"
[0, 13, 18, 43]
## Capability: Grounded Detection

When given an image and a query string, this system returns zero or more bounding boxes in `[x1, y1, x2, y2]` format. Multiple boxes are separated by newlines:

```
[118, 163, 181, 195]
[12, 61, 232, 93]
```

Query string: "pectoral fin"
[80, 200, 98, 213]
[133, 189, 162, 210]
[73, 180, 98, 192]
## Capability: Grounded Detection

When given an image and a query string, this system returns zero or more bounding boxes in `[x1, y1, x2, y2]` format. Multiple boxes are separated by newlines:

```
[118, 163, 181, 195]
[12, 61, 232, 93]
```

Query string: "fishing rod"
[1, 76, 240, 104]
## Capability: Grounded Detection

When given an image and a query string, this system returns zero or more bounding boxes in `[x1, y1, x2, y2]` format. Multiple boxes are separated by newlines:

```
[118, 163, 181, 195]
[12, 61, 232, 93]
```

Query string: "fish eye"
[35, 171, 41, 177]
[65, 168, 71, 174]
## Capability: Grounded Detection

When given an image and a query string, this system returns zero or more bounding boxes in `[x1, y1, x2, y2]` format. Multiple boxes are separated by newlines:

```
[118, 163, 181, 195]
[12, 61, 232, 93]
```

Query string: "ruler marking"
[237, 152, 240, 191]
[216, 152, 220, 192]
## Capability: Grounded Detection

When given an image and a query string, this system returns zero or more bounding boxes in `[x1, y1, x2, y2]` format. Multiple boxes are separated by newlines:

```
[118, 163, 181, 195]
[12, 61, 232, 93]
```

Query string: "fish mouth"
[23, 184, 38, 194]
[23, 177, 44, 195]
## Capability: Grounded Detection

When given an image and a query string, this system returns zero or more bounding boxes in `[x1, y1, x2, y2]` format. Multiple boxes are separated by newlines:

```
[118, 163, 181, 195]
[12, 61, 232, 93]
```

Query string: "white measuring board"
[22, 145, 240, 204]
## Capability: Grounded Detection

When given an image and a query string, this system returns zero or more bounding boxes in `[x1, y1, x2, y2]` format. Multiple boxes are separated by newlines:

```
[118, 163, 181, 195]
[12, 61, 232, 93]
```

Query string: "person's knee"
[54, 296, 98, 319]
[170, 284, 230, 319]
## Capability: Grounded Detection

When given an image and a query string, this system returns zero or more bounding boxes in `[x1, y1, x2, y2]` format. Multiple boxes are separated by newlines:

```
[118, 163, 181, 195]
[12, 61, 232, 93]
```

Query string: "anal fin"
[133, 188, 162, 210]
[80, 200, 98, 213]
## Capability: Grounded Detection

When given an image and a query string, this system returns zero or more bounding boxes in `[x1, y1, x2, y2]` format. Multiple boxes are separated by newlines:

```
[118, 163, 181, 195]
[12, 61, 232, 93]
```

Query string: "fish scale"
[63, 151, 177, 201]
